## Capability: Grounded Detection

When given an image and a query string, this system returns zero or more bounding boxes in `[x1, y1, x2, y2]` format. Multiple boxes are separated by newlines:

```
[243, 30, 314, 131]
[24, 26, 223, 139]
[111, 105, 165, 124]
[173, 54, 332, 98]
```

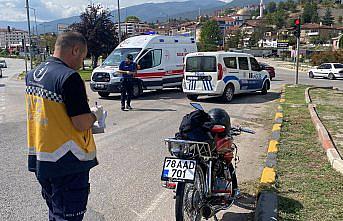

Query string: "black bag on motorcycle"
[175, 110, 214, 142]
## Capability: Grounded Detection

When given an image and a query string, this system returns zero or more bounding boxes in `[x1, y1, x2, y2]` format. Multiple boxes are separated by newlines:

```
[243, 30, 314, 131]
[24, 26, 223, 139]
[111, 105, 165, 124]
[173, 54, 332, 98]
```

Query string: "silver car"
[308, 63, 343, 80]
[0, 60, 7, 68]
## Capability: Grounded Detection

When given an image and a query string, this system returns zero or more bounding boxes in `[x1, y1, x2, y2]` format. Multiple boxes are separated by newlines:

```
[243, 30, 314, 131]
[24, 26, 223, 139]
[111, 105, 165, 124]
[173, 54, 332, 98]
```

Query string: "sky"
[0, 0, 214, 22]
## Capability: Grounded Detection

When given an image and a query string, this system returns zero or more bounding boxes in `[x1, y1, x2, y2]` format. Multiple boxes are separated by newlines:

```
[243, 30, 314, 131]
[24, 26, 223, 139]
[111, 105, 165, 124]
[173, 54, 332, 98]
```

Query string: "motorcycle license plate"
[161, 157, 197, 182]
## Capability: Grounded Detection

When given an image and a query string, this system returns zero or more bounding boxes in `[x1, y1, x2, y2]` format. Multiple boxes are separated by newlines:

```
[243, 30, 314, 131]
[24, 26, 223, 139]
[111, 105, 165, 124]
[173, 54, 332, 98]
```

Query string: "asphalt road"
[257, 57, 343, 90]
[0, 57, 342, 221]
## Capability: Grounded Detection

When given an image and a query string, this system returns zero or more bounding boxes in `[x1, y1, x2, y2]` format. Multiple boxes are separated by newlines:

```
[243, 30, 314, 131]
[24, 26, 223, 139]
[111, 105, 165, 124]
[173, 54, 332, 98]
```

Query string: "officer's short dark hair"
[55, 32, 87, 51]
[127, 54, 134, 61]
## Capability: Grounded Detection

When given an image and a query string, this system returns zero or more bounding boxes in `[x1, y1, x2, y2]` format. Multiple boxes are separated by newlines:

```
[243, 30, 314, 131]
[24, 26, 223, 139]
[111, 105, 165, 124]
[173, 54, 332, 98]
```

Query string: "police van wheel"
[98, 92, 110, 97]
[222, 84, 234, 102]
[187, 94, 198, 101]
[261, 81, 269, 95]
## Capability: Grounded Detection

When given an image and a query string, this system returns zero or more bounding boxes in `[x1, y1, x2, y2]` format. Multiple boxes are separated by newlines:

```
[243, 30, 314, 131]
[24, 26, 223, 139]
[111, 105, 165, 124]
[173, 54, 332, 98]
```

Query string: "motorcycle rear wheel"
[175, 165, 205, 221]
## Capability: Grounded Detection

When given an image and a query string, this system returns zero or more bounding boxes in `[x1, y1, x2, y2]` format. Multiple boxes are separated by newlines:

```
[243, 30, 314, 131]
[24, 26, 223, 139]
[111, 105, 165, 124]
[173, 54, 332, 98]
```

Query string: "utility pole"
[223, 27, 226, 50]
[117, 0, 122, 43]
[25, 0, 33, 69]
[23, 36, 28, 74]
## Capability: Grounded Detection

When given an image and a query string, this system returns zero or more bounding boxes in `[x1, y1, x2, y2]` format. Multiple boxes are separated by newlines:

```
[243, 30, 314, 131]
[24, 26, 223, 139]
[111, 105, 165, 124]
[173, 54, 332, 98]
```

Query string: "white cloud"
[0, 0, 190, 21]
[0, 0, 26, 21]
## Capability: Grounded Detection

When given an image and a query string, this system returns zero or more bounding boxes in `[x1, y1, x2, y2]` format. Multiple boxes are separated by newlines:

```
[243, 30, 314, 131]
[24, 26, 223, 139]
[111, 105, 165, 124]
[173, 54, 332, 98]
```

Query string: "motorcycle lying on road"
[161, 103, 255, 221]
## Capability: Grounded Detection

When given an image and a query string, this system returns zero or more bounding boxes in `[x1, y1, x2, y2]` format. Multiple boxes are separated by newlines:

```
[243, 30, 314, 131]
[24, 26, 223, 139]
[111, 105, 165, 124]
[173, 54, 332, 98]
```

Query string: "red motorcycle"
[161, 103, 254, 221]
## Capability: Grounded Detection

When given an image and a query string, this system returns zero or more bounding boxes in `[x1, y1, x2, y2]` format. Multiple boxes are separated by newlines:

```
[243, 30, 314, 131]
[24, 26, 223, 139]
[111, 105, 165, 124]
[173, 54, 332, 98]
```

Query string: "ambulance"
[90, 35, 197, 97]
[183, 52, 271, 102]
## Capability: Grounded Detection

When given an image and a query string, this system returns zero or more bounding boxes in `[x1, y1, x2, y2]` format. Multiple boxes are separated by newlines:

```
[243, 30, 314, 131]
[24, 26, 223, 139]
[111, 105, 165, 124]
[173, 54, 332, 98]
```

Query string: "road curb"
[254, 85, 285, 221]
[305, 87, 343, 175]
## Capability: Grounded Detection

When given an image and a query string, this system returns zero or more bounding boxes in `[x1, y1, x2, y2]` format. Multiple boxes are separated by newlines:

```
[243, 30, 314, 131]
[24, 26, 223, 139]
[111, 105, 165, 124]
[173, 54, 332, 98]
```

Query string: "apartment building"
[0, 28, 29, 48]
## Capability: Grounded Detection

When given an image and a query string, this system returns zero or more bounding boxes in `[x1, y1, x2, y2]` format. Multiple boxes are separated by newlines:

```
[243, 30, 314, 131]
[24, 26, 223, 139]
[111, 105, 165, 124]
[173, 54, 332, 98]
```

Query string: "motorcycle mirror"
[190, 103, 204, 111]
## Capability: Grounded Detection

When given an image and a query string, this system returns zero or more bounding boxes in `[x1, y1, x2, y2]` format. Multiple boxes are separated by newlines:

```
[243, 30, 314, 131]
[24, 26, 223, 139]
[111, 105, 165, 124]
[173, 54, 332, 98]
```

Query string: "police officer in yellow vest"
[26, 32, 101, 221]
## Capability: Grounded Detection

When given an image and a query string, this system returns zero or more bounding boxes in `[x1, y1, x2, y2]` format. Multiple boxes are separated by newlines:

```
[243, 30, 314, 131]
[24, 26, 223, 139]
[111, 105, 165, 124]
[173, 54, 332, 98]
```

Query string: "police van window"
[238, 57, 249, 70]
[250, 57, 261, 71]
[223, 57, 237, 69]
[186, 56, 216, 72]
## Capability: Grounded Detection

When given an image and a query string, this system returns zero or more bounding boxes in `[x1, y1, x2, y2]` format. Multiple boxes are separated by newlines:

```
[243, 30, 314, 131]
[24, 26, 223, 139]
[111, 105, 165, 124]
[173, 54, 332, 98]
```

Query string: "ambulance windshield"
[103, 48, 142, 66]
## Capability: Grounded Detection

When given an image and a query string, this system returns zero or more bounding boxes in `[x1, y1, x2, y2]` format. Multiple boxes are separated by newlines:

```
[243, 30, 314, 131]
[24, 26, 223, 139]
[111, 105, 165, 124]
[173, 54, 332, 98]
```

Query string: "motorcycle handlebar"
[231, 126, 255, 134]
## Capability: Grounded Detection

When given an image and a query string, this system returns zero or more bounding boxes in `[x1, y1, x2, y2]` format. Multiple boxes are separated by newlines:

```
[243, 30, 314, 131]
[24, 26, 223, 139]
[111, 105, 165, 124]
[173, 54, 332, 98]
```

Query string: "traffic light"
[293, 19, 301, 38]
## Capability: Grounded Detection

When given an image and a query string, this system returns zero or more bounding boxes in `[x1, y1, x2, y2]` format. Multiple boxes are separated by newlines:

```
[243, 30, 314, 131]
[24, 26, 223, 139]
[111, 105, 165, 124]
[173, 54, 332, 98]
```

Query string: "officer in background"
[25, 32, 102, 221]
[117, 54, 137, 111]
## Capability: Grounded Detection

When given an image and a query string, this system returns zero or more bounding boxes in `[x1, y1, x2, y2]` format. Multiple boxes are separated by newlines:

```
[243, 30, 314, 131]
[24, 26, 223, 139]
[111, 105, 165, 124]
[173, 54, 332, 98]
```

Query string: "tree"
[225, 30, 242, 49]
[285, 0, 297, 12]
[339, 36, 343, 49]
[125, 16, 140, 23]
[338, 16, 343, 24]
[302, 3, 319, 23]
[70, 5, 118, 68]
[322, 8, 334, 26]
[200, 20, 221, 51]
[266, 2, 277, 14]
[266, 10, 287, 29]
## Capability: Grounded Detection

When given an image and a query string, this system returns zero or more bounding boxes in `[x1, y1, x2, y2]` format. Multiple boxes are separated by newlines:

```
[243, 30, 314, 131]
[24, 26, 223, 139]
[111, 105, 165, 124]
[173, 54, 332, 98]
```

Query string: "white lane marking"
[135, 190, 170, 221]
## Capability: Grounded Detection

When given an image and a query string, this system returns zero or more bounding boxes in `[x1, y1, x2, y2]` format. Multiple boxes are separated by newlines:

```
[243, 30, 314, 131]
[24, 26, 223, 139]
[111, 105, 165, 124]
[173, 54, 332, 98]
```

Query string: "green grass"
[277, 85, 343, 221]
[78, 69, 92, 81]
[17, 71, 26, 80]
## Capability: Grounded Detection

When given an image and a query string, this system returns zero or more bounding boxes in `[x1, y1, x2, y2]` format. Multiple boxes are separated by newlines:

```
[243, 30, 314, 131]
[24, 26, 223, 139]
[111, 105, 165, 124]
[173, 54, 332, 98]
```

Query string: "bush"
[311, 50, 343, 65]
[198, 43, 219, 52]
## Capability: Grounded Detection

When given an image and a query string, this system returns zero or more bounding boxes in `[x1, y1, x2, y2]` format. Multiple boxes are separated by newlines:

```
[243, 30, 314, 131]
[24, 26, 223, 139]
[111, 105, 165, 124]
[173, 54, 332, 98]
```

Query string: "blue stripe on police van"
[223, 75, 267, 90]
[208, 81, 213, 90]
[202, 80, 207, 90]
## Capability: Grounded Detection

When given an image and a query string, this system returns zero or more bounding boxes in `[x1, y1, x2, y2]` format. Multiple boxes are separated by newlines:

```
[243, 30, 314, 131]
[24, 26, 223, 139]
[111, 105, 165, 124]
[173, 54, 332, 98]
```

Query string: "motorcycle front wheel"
[175, 165, 205, 221]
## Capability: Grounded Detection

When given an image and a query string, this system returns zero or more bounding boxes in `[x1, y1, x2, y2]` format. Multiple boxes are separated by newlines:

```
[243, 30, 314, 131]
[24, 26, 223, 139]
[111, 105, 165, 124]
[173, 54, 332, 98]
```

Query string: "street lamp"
[29, 7, 38, 36]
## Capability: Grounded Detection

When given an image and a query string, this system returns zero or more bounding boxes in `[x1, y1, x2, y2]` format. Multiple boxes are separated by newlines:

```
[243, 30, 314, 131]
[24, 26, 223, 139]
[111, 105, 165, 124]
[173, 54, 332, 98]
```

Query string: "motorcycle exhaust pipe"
[201, 204, 228, 219]
[200, 205, 215, 219]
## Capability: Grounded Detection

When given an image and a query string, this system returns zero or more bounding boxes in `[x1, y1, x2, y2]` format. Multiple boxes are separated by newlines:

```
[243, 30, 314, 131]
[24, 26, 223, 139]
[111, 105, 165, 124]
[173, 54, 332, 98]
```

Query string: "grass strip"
[310, 88, 343, 156]
[78, 69, 92, 81]
[277, 85, 343, 221]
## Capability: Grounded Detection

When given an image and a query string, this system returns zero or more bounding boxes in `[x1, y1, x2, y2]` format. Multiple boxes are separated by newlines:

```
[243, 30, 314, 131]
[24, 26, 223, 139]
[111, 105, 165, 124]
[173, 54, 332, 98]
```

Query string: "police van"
[183, 52, 270, 102]
[90, 35, 197, 97]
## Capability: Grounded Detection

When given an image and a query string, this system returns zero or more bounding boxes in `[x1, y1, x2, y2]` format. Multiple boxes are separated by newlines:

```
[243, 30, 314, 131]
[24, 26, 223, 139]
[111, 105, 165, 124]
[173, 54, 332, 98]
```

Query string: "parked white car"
[308, 63, 343, 80]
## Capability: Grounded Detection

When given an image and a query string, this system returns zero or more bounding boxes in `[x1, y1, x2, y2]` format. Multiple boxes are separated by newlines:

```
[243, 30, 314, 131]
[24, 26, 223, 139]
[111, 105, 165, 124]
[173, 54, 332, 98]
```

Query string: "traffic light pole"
[294, 18, 301, 85]
[295, 36, 300, 85]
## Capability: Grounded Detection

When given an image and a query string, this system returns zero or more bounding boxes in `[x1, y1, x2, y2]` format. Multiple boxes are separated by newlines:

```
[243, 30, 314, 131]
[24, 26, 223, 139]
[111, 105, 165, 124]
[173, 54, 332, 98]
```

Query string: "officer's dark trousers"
[36, 171, 90, 221]
[121, 79, 133, 107]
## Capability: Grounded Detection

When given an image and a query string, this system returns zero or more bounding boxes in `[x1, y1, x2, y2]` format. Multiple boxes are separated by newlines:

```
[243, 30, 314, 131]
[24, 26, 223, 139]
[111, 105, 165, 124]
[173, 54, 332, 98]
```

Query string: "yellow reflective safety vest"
[26, 57, 98, 178]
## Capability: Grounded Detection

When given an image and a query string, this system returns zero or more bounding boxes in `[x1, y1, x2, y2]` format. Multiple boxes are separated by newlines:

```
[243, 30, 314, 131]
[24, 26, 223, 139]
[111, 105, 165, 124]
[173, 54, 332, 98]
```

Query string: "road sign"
[277, 40, 289, 48]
